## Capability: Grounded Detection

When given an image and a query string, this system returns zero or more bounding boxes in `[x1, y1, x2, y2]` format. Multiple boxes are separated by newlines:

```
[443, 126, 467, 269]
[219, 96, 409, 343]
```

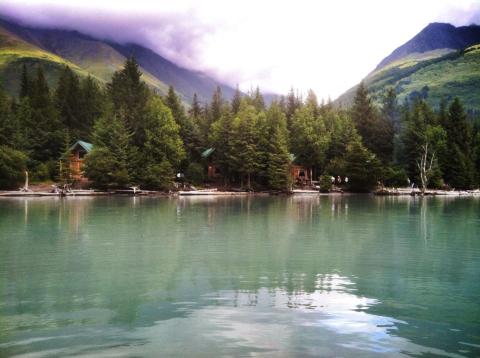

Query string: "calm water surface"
[0, 195, 479, 357]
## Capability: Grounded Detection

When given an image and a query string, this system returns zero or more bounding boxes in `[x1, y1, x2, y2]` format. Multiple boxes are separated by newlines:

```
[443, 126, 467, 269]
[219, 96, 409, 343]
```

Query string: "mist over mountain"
[0, 17, 237, 102]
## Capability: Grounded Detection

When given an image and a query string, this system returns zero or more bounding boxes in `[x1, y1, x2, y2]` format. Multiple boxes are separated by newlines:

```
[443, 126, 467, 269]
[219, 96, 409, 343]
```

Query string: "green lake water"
[0, 195, 479, 357]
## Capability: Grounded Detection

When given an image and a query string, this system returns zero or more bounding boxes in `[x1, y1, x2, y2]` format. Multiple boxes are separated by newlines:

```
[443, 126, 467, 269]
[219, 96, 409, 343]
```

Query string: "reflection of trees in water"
[1, 196, 479, 354]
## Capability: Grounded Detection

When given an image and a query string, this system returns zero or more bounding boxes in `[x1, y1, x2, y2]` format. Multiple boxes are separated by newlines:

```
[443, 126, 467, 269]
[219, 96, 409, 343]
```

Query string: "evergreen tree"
[15, 98, 33, 151]
[305, 89, 319, 117]
[324, 110, 360, 161]
[78, 75, 104, 140]
[264, 103, 290, 190]
[19, 64, 31, 99]
[55, 66, 81, 138]
[290, 105, 330, 178]
[285, 87, 300, 130]
[137, 97, 185, 189]
[474, 131, 480, 185]
[0, 145, 28, 189]
[381, 87, 400, 133]
[343, 141, 381, 192]
[249, 86, 265, 112]
[165, 86, 201, 164]
[210, 86, 223, 124]
[441, 98, 475, 188]
[230, 104, 261, 189]
[351, 82, 393, 163]
[231, 86, 242, 114]
[29, 67, 63, 166]
[402, 100, 446, 188]
[107, 57, 149, 146]
[189, 93, 202, 119]
[210, 111, 235, 184]
[84, 109, 133, 188]
[58, 129, 74, 184]
[0, 87, 14, 147]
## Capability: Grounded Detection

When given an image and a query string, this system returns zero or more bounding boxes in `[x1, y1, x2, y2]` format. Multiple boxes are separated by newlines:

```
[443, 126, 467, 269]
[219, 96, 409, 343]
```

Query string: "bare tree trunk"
[417, 143, 436, 195]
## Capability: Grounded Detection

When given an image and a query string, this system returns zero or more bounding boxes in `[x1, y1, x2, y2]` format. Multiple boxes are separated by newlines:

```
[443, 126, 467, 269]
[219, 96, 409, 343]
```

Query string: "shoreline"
[1, 188, 480, 198]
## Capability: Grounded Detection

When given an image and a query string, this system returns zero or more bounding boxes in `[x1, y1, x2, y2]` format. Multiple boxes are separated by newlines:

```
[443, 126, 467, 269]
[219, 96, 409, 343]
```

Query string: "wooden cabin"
[66, 140, 93, 181]
[291, 165, 312, 186]
[289, 153, 312, 186]
[202, 147, 221, 180]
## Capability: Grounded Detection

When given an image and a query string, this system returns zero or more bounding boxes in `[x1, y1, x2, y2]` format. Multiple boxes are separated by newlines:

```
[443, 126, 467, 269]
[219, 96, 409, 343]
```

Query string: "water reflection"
[0, 196, 479, 357]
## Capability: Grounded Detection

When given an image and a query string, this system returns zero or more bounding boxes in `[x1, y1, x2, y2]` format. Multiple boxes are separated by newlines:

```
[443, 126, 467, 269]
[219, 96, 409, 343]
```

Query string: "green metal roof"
[201, 147, 215, 158]
[69, 140, 93, 153]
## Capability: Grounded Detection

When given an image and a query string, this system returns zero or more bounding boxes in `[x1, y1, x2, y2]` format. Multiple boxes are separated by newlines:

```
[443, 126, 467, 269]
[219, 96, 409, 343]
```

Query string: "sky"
[1, 0, 479, 100]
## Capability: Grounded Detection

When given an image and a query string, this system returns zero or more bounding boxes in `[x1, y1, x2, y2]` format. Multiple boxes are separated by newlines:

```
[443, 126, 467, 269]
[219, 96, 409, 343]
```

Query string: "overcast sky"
[1, 0, 479, 100]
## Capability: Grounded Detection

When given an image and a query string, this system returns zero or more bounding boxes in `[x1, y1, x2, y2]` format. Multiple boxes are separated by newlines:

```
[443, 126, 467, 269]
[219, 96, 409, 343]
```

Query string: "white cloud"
[1, 0, 478, 99]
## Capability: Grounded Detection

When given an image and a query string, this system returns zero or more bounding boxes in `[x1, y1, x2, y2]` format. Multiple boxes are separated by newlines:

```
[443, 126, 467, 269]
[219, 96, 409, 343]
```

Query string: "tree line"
[0, 58, 479, 191]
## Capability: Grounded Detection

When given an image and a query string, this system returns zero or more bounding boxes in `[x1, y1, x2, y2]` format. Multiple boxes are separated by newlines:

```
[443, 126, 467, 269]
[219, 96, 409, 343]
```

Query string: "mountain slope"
[0, 17, 236, 102]
[0, 24, 96, 96]
[110, 43, 237, 102]
[336, 23, 480, 111]
[376, 23, 480, 70]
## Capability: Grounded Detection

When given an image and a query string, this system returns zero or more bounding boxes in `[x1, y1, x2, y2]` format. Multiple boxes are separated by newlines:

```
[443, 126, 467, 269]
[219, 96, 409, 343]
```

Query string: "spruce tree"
[231, 86, 242, 114]
[210, 86, 223, 124]
[285, 87, 300, 131]
[351, 82, 393, 163]
[189, 93, 202, 119]
[140, 97, 186, 189]
[264, 103, 290, 190]
[78, 75, 104, 140]
[84, 109, 133, 188]
[381, 87, 400, 133]
[290, 105, 330, 178]
[305, 89, 319, 117]
[165, 86, 201, 163]
[19, 64, 31, 99]
[107, 57, 149, 146]
[210, 111, 235, 184]
[343, 141, 381, 192]
[55, 66, 81, 138]
[441, 98, 475, 188]
[30, 67, 63, 165]
[0, 145, 28, 189]
[250, 86, 265, 112]
[230, 104, 261, 189]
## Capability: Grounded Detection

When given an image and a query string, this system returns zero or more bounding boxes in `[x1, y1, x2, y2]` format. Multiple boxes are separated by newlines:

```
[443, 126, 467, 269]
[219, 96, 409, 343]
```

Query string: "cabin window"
[299, 170, 305, 177]
[78, 151, 86, 159]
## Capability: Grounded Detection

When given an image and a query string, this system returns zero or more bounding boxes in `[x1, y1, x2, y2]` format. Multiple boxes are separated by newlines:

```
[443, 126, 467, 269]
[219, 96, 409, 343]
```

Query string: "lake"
[0, 195, 479, 357]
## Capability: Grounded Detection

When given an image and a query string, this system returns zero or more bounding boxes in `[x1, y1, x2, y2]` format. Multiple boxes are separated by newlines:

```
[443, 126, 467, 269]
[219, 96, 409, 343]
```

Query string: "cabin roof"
[68, 140, 93, 153]
[202, 147, 215, 158]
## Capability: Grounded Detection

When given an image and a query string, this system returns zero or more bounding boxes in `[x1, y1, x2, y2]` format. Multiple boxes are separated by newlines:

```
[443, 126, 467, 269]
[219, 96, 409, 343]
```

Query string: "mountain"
[336, 22, 480, 111]
[0, 17, 237, 103]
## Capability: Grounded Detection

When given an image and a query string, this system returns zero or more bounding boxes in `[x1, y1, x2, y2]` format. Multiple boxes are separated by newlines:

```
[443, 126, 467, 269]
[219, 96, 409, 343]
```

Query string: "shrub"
[319, 175, 333, 192]
[0, 146, 28, 189]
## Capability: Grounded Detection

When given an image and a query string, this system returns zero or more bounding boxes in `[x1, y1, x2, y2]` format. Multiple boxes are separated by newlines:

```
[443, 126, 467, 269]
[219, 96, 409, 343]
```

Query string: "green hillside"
[336, 44, 480, 111]
[0, 26, 93, 94]
[0, 24, 172, 99]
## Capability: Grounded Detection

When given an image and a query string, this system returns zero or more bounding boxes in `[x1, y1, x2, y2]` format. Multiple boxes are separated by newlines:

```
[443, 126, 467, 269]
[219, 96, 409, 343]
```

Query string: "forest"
[0, 58, 479, 192]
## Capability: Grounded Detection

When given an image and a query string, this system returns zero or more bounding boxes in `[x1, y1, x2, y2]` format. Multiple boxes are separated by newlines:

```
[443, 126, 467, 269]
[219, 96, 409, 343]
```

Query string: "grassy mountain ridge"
[376, 22, 480, 70]
[336, 23, 480, 112]
[0, 24, 97, 94]
[0, 17, 236, 102]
